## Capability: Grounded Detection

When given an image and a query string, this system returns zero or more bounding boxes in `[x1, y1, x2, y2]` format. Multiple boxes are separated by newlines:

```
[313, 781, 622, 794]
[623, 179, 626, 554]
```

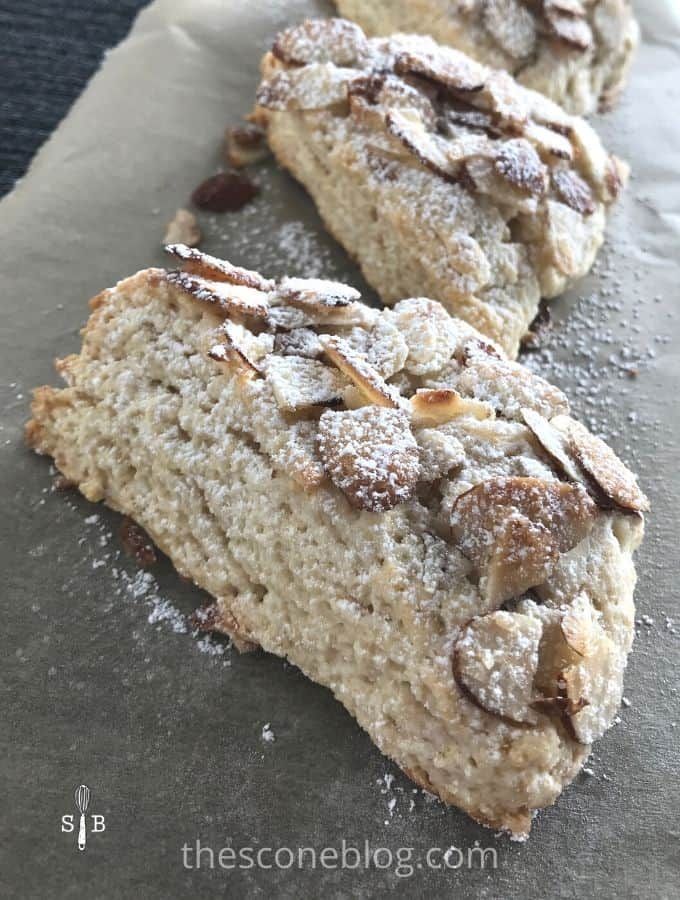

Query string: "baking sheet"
[1, 1, 679, 896]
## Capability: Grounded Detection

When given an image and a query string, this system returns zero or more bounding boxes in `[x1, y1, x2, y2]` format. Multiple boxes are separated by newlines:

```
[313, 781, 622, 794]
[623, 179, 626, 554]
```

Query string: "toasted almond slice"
[224, 123, 270, 168]
[350, 72, 438, 124]
[256, 63, 358, 112]
[208, 321, 262, 375]
[521, 408, 582, 482]
[415, 426, 465, 481]
[560, 594, 599, 658]
[274, 276, 361, 308]
[272, 420, 327, 490]
[410, 389, 493, 426]
[391, 298, 459, 376]
[483, 70, 529, 132]
[165, 244, 274, 291]
[524, 121, 574, 162]
[393, 43, 487, 93]
[317, 406, 420, 512]
[559, 417, 650, 513]
[364, 316, 409, 379]
[545, 9, 593, 51]
[163, 210, 201, 248]
[484, 517, 560, 604]
[274, 327, 323, 359]
[551, 169, 596, 215]
[604, 154, 629, 203]
[483, 0, 537, 60]
[445, 132, 496, 165]
[166, 271, 269, 319]
[453, 612, 543, 725]
[545, 0, 586, 15]
[192, 602, 260, 653]
[265, 355, 346, 412]
[561, 641, 622, 743]
[494, 138, 548, 196]
[267, 303, 372, 332]
[452, 476, 597, 558]
[319, 335, 403, 409]
[385, 109, 459, 182]
[271, 17, 368, 66]
[456, 356, 569, 420]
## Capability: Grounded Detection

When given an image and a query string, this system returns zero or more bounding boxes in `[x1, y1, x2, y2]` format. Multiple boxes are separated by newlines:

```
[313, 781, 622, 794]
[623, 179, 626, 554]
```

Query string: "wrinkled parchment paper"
[1, 1, 679, 897]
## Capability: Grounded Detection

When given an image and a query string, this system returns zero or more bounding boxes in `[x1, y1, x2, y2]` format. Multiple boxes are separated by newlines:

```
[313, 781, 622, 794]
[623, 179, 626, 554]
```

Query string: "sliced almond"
[274, 276, 361, 308]
[271, 18, 368, 66]
[166, 271, 269, 319]
[524, 121, 574, 162]
[265, 355, 346, 412]
[391, 298, 458, 376]
[224, 123, 270, 168]
[545, 9, 593, 51]
[349, 72, 437, 125]
[483, 0, 537, 60]
[273, 327, 323, 359]
[551, 169, 596, 215]
[208, 321, 262, 376]
[415, 426, 465, 481]
[165, 244, 274, 291]
[451, 477, 597, 601]
[393, 42, 486, 93]
[410, 389, 493, 426]
[163, 210, 201, 248]
[256, 63, 357, 112]
[456, 356, 569, 420]
[560, 637, 623, 743]
[316, 406, 420, 511]
[364, 316, 409, 379]
[560, 418, 649, 513]
[545, 0, 586, 15]
[560, 594, 599, 658]
[319, 335, 403, 409]
[385, 109, 459, 182]
[453, 612, 543, 725]
[493, 138, 548, 196]
[482, 70, 529, 132]
[272, 419, 327, 491]
[521, 408, 582, 482]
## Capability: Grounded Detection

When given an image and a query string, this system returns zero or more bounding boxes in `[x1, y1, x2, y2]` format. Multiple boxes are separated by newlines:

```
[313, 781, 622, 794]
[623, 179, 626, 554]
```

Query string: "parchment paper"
[1, 1, 679, 897]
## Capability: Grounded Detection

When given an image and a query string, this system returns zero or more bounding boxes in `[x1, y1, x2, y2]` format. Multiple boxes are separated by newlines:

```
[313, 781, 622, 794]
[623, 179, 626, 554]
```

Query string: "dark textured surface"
[0, 1, 679, 897]
[0, 1, 147, 196]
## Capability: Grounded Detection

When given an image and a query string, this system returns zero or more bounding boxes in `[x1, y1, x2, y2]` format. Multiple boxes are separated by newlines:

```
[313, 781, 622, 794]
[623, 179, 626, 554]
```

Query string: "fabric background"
[0, 1, 148, 196]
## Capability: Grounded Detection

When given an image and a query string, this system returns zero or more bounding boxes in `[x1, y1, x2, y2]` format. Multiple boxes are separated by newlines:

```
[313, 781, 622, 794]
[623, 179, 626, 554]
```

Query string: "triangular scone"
[335, 1, 638, 116]
[253, 19, 628, 357]
[27, 247, 647, 838]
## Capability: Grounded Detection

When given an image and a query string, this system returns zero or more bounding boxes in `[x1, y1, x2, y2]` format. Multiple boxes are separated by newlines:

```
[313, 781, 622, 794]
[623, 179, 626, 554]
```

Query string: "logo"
[61, 784, 106, 851]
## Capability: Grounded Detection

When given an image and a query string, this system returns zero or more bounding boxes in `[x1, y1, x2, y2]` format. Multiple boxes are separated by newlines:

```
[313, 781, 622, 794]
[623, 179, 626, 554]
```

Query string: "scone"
[335, 0, 639, 115]
[27, 246, 647, 838]
[253, 19, 628, 358]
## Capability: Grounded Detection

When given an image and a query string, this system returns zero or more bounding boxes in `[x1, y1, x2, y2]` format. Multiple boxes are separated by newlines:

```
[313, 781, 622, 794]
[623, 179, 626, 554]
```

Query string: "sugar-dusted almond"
[482, 70, 529, 132]
[545, 0, 587, 15]
[545, 9, 593, 51]
[166, 271, 269, 319]
[393, 41, 487, 93]
[256, 63, 357, 112]
[521, 408, 582, 482]
[208, 321, 262, 375]
[273, 327, 323, 360]
[551, 169, 596, 215]
[274, 276, 361, 308]
[494, 138, 548, 196]
[451, 477, 597, 601]
[316, 406, 420, 511]
[560, 593, 599, 658]
[453, 611, 543, 725]
[265, 355, 347, 412]
[224, 123, 270, 168]
[272, 419, 327, 490]
[457, 354, 569, 420]
[272, 17, 368, 66]
[560, 637, 622, 743]
[385, 109, 459, 182]
[410, 388, 493, 426]
[391, 298, 459, 376]
[267, 302, 372, 332]
[319, 335, 403, 408]
[363, 316, 409, 380]
[483, 0, 537, 60]
[523, 121, 574, 162]
[165, 244, 274, 292]
[415, 426, 465, 481]
[162, 210, 201, 248]
[557, 417, 650, 513]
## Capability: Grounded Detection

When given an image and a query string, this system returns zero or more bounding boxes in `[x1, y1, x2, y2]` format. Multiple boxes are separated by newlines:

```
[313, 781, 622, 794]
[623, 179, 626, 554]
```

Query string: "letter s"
[61, 814, 74, 833]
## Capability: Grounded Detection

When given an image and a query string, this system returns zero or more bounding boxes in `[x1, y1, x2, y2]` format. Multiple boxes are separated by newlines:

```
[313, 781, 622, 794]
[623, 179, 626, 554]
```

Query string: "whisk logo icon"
[60, 784, 106, 850]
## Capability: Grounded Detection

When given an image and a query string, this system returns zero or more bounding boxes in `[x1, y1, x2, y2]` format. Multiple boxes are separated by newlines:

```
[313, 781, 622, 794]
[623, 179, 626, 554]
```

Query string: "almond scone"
[335, 1, 639, 116]
[27, 246, 647, 838]
[253, 18, 628, 357]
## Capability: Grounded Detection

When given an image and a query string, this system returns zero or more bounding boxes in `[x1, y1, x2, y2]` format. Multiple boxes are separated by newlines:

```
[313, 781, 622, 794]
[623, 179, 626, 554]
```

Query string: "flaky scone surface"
[336, 0, 639, 115]
[27, 247, 647, 837]
[253, 19, 627, 357]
